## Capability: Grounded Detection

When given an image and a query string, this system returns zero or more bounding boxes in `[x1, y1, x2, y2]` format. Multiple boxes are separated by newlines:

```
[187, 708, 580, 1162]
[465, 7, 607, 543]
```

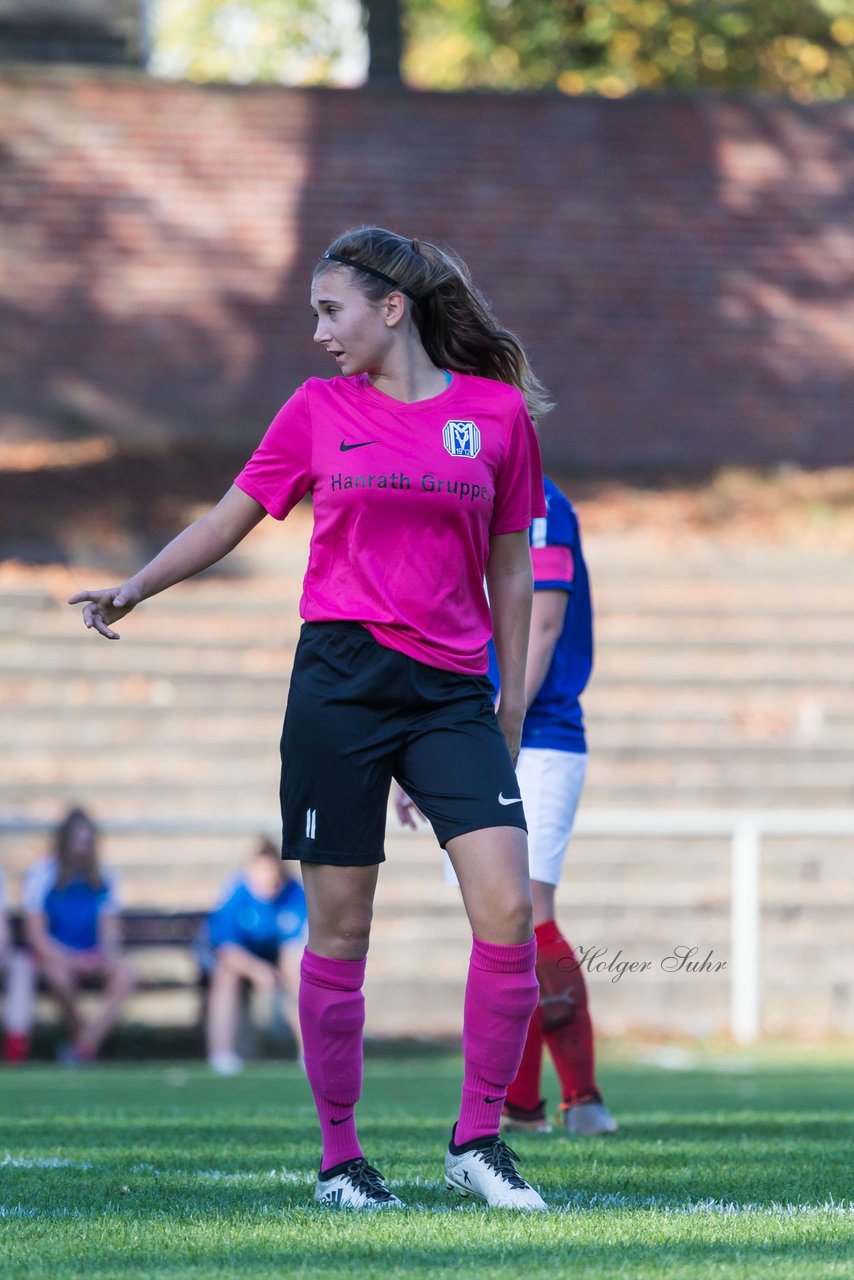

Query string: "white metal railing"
[3, 808, 853, 1043]
[573, 809, 854, 1043]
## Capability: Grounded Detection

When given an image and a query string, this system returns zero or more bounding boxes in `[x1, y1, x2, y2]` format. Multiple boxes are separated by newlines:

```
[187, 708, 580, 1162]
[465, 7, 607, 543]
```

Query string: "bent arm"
[69, 485, 266, 638]
[486, 529, 534, 763]
[24, 911, 68, 966]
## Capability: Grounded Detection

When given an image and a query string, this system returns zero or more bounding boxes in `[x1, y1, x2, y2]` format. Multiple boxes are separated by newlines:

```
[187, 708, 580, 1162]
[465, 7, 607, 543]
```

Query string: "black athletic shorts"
[280, 622, 528, 866]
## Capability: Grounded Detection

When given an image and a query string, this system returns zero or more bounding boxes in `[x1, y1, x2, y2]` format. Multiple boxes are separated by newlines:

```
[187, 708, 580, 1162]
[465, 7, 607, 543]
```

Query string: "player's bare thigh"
[446, 826, 533, 945]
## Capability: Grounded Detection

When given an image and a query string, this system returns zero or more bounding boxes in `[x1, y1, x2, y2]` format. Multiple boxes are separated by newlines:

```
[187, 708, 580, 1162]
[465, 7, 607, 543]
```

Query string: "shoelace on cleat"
[345, 1159, 395, 1202]
[478, 1139, 529, 1191]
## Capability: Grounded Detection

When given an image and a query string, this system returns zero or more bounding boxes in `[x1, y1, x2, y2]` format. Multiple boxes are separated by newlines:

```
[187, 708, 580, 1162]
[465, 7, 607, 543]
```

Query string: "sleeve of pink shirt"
[233, 386, 313, 520]
[532, 544, 574, 589]
[490, 397, 547, 535]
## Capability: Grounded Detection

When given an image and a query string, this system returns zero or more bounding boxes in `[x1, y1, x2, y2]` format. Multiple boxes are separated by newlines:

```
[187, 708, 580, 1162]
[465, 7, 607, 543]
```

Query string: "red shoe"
[500, 1098, 553, 1134]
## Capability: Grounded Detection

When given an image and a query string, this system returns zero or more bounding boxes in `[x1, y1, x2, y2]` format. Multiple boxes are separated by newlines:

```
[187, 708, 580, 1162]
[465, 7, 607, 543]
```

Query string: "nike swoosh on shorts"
[498, 794, 523, 805]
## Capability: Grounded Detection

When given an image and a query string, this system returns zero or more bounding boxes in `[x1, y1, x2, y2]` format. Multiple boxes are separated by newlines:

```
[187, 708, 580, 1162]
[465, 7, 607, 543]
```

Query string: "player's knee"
[313, 909, 372, 961]
[497, 895, 534, 945]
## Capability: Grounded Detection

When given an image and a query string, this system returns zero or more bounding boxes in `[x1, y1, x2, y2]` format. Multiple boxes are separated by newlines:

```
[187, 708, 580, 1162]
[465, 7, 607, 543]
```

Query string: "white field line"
[0, 1155, 93, 1170]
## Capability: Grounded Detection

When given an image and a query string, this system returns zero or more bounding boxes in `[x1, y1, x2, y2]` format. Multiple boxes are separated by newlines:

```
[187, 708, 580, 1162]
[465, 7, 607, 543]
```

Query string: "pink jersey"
[234, 372, 546, 674]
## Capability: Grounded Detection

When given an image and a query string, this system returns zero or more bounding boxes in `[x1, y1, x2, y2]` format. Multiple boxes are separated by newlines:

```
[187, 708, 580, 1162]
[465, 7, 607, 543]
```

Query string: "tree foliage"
[403, 0, 854, 101]
[150, 0, 367, 85]
[150, 0, 854, 100]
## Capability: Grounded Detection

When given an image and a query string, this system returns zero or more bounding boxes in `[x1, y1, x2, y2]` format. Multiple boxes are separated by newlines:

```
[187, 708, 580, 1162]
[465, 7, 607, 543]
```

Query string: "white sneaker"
[314, 1158, 405, 1210]
[558, 1097, 618, 1136]
[208, 1051, 243, 1076]
[444, 1130, 547, 1210]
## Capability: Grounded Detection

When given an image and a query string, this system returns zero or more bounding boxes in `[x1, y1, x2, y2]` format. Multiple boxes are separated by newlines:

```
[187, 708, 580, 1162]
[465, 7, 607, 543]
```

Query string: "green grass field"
[1, 1048, 852, 1279]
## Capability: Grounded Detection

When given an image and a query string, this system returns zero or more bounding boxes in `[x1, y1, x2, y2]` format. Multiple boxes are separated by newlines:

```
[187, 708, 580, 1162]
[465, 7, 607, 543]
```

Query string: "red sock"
[2, 1032, 30, 1064]
[536, 920, 600, 1104]
[504, 1007, 544, 1112]
[455, 936, 539, 1145]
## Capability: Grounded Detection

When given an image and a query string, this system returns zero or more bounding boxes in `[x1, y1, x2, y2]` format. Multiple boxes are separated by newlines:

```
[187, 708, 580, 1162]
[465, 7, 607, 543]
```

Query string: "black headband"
[323, 252, 418, 301]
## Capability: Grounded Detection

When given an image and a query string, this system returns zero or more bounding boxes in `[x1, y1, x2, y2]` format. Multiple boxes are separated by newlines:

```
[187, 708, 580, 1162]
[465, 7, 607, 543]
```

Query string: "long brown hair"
[54, 806, 105, 892]
[315, 226, 553, 420]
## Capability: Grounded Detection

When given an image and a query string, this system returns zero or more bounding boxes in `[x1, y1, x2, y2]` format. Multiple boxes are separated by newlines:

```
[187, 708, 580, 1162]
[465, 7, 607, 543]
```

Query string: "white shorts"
[516, 747, 587, 886]
[443, 747, 587, 888]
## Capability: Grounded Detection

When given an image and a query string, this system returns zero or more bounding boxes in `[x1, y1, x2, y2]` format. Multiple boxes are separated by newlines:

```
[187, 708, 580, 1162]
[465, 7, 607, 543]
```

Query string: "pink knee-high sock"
[455, 935, 539, 1146]
[299, 948, 366, 1173]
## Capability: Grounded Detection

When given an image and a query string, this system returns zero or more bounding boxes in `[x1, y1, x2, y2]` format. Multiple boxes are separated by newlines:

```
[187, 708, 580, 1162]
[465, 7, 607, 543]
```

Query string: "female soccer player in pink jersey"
[70, 227, 550, 1211]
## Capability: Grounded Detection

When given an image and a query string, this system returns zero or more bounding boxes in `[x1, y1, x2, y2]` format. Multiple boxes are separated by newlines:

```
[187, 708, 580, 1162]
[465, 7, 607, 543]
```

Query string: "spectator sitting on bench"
[1, 866, 36, 1064]
[22, 807, 136, 1067]
[201, 838, 307, 1076]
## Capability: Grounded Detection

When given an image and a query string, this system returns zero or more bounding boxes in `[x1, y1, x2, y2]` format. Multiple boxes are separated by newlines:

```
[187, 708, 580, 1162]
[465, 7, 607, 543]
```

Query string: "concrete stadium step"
[10, 641, 854, 686]
[44, 605, 854, 638]
[597, 611, 854, 643]
[4, 674, 851, 716]
[7, 605, 301, 641]
[7, 828, 845, 881]
[3, 779, 852, 814]
[588, 716, 854, 748]
[8, 710, 286, 749]
[0, 672, 291, 710]
[3, 748, 851, 797]
[9, 705, 854, 752]
[592, 645, 854, 681]
[586, 754, 854, 789]
[2, 638, 296, 675]
[17, 605, 854, 644]
[3, 742, 851, 791]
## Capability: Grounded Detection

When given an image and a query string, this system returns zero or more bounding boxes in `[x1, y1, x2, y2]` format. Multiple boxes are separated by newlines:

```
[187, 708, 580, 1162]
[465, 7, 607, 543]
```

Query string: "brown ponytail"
[54, 806, 105, 893]
[315, 226, 553, 420]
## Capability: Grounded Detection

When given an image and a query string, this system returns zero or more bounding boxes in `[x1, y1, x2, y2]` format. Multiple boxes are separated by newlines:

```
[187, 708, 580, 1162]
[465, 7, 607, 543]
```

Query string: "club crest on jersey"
[443, 420, 481, 459]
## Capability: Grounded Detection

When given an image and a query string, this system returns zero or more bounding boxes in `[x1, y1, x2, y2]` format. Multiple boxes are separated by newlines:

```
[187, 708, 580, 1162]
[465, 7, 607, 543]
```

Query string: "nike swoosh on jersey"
[340, 440, 380, 451]
[498, 793, 523, 805]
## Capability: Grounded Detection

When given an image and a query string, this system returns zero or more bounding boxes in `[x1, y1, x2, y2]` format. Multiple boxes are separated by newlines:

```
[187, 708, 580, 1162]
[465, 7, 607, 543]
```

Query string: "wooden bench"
[10, 908, 207, 970]
[8, 908, 210, 997]
[6, 909, 299, 1058]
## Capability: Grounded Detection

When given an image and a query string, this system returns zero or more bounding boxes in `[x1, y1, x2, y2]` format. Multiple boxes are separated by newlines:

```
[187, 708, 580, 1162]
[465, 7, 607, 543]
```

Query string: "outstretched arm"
[68, 485, 266, 638]
[486, 529, 534, 765]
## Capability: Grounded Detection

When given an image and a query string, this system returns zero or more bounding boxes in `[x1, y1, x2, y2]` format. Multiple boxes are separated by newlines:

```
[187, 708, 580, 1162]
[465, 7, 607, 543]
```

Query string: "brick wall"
[1, 68, 853, 473]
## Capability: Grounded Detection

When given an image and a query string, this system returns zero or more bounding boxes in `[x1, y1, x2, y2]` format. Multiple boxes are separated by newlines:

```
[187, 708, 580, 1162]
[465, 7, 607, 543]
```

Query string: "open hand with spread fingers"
[67, 583, 142, 640]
